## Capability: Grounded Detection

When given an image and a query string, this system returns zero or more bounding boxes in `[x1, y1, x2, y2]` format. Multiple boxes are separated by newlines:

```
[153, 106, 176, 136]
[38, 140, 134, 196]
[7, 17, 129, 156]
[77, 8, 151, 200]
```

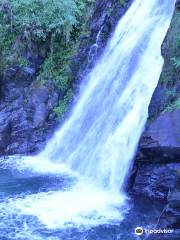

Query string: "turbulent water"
[0, 0, 176, 239]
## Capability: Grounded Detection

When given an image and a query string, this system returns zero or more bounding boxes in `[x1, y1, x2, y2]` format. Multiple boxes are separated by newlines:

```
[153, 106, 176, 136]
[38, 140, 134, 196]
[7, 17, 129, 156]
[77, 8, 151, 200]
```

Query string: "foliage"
[119, 0, 126, 5]
[1, 0, 78, 41]
[54, 89, 73, 118]
[18, 57, 29, 67]
[165, 11, 180, 54]
[37, 40, 74, 91]
[160, 71, 173, 84]
[160, 11, 180, 84]
[0, 19, 16, 72]
[0, 0, 94, 41]
[171, 57, 180, 68]
[164, 98, 180, 112]
[165, 89, 177, 98]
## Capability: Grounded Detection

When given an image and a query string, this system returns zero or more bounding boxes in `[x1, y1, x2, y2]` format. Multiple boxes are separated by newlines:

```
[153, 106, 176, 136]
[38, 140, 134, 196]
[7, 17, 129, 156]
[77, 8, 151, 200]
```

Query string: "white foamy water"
[11, 183, 126, 228]
[0, 0, 175, 235]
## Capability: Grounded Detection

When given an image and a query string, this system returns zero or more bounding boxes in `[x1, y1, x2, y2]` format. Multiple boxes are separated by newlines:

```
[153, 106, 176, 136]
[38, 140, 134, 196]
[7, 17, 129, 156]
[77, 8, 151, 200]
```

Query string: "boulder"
[147, 110, 180, 148]
[138, 110, 180, 163]
[132, 163, 180, 200]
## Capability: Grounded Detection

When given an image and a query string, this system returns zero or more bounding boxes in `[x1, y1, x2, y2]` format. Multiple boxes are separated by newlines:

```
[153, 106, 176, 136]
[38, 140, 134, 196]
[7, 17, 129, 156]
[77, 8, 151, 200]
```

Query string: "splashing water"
[0, 0, 175, 235]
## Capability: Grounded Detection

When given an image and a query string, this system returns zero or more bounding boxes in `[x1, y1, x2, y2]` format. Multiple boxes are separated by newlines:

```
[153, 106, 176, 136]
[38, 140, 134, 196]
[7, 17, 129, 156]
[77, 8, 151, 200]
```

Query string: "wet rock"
[31, 86, 49, 105]
[3, 66, 34, 89]
[33, 103, 48, 128]
[156, 170, 180, 237]
[132, 163, 179, 200]
[176, 0, 180, 10]
[137, 110, 180, 163]
[0, 121, 11, 153]
[147, 110, 180, 148]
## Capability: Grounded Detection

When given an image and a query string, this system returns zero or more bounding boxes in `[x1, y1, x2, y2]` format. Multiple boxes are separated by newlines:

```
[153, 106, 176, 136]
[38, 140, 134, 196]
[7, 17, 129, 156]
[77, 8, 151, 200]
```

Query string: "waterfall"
[38, 0, 175, 191]
[1, 0, 175, 230]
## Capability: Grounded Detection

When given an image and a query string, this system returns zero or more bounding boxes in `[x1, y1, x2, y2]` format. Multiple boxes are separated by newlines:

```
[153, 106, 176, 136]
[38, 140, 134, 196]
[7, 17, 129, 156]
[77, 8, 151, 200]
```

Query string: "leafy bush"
[1, 0, 79, 41]
[35, 0, 94, 93]
[54, 89, 73, 118]
[37, 40, 74, 91]
[160, 12, 180, 84]
[164, 98, 180, 112]
[0, 0, 94, 41]
[171, 57, 180, 68]
[119, 0, 126, 5]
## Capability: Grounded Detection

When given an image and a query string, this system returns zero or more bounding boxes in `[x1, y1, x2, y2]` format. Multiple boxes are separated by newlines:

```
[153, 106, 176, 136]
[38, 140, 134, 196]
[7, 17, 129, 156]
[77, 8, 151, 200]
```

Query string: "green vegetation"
[18, 57, 29, 67]
[160, 71, 174, 84]
[0, 0, 94, 118]
[160, 11, 180, 84]
[165, 89, 177, 98]
[171, 57, 180, 68]
[36, 43, 73, 92]
[0, 0, 90, 41]
[159, 10, 180, 114]
[54, 89, 73, 118]
[164, 98, 180, 112]
[119, 0, 126, 6]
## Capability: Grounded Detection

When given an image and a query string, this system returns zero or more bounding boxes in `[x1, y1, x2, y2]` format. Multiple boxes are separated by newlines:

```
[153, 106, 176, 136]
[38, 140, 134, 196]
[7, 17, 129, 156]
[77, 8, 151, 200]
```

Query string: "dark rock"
[0, 121, 11, 153]
[132, 163, 179, 200]
[33, 103, 48, 128]
[125, 163, 138, 192]
[47, 92, 59, 111]
[146, 110, 180, 147]
[176, 0, 180, 10]
[0, 68, 60, 155]
[137, 110, 180, 163]
[148, 85, 171, 119]
[31, 86, 49, 104]
[22, 67, 36, 76]
[156, 171, 180, 237]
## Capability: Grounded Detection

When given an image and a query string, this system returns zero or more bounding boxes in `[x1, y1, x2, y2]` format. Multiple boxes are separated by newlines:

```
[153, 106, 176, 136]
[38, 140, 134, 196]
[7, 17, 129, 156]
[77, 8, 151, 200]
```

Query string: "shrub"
[54, 89, 73, 118]
[164, 98, 180, 112]
[119, 0, 126, 5]
[171, 57, 180, 68]
[2, 0, 79, 40]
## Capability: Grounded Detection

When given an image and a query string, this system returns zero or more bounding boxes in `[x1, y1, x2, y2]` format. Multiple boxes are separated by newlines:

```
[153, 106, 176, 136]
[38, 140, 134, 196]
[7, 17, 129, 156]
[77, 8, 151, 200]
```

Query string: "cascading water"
[0, 0, 176, 238]
[38, 0, 175, 191]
